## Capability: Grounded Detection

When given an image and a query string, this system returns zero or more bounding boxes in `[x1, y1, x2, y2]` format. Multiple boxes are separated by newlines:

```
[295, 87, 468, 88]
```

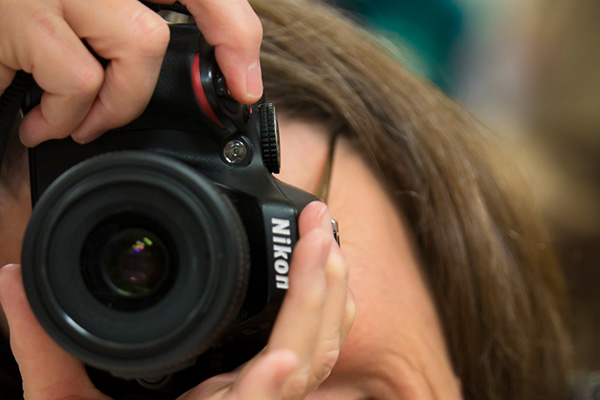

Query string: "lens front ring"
[22, 151, 250, 377]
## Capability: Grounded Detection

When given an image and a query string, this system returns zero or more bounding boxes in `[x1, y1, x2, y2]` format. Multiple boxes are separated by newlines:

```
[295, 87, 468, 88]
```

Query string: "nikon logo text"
[271, 218, 292, 290]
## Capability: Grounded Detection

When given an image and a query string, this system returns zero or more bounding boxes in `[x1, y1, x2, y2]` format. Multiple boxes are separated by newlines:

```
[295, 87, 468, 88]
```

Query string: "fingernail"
[71, 128, 102, 145]
[317, 203, 333, 233]
[246, 59, 263, 101]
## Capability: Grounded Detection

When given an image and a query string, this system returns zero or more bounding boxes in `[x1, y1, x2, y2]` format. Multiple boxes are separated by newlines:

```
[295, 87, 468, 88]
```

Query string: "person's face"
[274, 117, 461, 399]
[0, 118, 461, 399]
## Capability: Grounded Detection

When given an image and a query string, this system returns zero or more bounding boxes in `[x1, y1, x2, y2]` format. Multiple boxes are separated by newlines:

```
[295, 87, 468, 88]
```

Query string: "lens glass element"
[103, 229, 168, 297]
[81, 213, 177, 310]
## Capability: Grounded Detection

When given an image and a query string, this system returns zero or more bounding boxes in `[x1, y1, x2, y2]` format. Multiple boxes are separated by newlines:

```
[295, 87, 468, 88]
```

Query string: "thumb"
[0, 264, 108, 399]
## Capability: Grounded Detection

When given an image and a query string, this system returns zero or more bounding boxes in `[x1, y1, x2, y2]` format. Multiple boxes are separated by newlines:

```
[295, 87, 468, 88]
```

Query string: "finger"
[298, 203, 353, 387]
[265, 208, 332, 397]
[59, 0, 170, 144]
[340, 286, 356, 346]
[300, 201, 356, 346]
[267, 227, 330, 356]
[166, 0, 264, 104]
[0, 264, 107, 400]
[0, 63, 16, 97]
[308, 241, 351, 386]
[298, 201, 331, 236]
[231, 350, 298, 399]
[180, 350, 298, 399]
[14, 14, 104, 146]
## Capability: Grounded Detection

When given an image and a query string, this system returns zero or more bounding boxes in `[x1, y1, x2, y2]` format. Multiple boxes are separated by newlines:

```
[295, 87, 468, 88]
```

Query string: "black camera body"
[21, 24, 316, 398]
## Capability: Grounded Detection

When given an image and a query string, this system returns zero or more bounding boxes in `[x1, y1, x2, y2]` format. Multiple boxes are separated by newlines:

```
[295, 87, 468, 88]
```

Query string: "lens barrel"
[22, 152, 250, 378]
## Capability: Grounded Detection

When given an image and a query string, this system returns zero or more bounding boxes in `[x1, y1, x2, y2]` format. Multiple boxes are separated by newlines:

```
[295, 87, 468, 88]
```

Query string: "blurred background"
[331, 0, 600, 396]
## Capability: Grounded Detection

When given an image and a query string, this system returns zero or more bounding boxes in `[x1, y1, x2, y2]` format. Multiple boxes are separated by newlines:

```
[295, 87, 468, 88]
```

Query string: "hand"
[0, 0, 263, 146]
[0, 201, 355, 399]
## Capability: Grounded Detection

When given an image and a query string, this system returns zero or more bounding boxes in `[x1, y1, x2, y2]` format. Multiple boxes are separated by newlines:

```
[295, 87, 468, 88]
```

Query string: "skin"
[0, 119, 461, 399]
[0, 1, 462, 397]
[277, 119, 462, 399]
[0, 0, 263, 145]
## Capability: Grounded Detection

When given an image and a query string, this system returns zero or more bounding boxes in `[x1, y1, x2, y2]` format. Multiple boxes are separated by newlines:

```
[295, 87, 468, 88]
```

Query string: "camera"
[20, 24, 318, 399]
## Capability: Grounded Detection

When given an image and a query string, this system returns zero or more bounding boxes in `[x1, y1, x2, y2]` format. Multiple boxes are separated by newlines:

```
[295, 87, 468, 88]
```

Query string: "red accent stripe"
[192, 54, 222, 127]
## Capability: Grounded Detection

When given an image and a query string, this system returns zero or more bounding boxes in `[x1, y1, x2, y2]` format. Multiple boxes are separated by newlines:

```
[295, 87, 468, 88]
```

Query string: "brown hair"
[252, 0, 571, 398]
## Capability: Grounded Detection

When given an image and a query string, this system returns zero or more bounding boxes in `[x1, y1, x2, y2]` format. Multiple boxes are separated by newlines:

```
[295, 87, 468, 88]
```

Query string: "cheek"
[323, 140, 458, 393]
[334, 233, 453, 376]
[337, 294, 386, 366]
[334, 253, 412, 373]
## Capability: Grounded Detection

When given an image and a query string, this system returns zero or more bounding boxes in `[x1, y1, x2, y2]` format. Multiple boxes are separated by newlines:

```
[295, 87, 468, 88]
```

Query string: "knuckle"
[129, 10, 170, 56]
[70, 62, 104, 96]
[30, 9, 59, 40]
[326, 254, 348, 284]
[243, 24, 263, 53]
[313, 346, 340, 383]
[246, 14, 264, 45]
[23, 10, 61, 69]
[227, 13, 263, 54]
[282, 374, 309, 400]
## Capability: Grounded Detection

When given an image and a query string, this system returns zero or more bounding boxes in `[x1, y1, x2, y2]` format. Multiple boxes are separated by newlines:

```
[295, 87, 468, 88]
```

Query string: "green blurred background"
[333, 0, 600, 397]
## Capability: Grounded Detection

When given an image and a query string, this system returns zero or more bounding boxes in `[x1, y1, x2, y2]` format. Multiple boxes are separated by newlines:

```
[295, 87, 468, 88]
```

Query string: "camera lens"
[103, 228, 168, 297]
[22, 151, 250, 377]
[82, 213, 176, 310]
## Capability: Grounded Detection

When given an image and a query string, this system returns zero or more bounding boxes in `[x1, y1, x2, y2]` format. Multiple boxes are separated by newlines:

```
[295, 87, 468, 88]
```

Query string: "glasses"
[316, 132, 337, 204]
[315, 132, 340, 245]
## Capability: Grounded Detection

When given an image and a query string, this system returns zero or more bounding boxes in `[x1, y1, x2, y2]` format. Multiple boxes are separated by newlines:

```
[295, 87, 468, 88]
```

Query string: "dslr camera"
[20, 24, 319, 399]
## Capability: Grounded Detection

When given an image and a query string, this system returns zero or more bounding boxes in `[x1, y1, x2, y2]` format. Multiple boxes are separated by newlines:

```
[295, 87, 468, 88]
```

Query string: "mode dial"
[259, 103, 280, 174]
